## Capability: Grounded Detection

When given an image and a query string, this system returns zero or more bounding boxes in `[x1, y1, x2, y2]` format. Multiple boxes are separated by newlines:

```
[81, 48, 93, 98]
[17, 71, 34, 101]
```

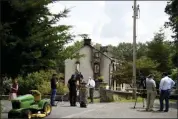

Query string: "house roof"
[72, 44, 114, 62]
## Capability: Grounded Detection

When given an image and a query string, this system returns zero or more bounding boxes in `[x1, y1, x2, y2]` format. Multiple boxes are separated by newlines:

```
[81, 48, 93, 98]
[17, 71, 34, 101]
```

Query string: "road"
[1, 100, 177, 118]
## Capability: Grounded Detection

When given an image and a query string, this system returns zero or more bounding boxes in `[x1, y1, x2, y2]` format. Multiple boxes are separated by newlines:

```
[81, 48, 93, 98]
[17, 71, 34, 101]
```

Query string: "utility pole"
[132, 0, 140, 99]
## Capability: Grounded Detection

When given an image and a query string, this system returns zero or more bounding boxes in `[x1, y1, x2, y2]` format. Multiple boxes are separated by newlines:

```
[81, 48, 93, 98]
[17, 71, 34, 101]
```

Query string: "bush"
[150, 70, 162, 81]
[171, 68, 178, 80]
[98, 76, 104, 82]
[2, 78, 11, 95]
[17, 70, 64, 95]
[57, 82, 69, 95]
[38, 81, 51, 95]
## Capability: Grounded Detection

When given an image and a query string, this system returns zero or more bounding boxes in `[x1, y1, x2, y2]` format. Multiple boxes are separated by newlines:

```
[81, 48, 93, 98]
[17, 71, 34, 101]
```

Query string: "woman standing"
[9, 78, 18, 100]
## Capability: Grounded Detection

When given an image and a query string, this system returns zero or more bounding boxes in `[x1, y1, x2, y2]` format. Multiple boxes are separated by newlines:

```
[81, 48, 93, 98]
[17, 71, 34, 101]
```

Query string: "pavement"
[1, 100, 177, 118]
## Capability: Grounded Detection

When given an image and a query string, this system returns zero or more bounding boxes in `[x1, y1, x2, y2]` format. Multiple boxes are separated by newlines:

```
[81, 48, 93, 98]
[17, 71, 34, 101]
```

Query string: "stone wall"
[100, 89, 135, 102]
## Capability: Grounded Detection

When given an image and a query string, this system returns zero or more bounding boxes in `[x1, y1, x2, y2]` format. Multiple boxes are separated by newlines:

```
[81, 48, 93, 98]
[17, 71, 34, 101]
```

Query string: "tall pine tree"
[1, 0, 74, 77]
[165, 0, 178, 67]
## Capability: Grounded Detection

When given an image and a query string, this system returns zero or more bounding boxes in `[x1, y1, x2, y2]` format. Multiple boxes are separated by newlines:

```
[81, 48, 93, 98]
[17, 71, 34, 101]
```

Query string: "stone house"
[64, 39, 118, 89]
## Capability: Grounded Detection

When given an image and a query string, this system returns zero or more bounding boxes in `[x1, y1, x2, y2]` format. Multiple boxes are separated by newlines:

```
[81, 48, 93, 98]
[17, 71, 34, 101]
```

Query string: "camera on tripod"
[133, 74, 147, 108]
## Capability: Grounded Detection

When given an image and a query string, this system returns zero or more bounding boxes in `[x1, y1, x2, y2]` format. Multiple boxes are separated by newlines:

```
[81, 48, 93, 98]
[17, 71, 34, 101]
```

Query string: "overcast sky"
[48, 1, 173, 46]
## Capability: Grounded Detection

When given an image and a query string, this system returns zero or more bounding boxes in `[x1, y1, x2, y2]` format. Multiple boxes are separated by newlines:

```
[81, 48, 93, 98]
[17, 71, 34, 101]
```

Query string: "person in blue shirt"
[159, 72, 175, 112]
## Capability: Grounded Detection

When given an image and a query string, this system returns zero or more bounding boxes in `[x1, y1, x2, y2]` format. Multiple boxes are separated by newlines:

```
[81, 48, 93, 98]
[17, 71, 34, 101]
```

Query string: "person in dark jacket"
[68, 74, 77, 106]
[50, 74, 58, 106]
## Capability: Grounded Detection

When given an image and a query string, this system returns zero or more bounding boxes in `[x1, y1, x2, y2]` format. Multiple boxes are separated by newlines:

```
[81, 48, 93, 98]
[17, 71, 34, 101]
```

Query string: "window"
[94, 52, 99, 58]
[94, 64, 100, 73]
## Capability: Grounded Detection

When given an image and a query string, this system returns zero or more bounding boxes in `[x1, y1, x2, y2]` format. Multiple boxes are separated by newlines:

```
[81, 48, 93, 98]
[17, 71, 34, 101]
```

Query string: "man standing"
[159, 72, 175, 112]
[87, 77, 95, 103]
[68, 74, 77, 106]
[146, 74, 157, 111]
[50, 74, 58, 106]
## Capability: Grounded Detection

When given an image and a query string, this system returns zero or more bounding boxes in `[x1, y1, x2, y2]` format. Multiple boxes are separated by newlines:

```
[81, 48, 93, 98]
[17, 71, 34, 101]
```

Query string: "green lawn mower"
[8, 90, 52, 119]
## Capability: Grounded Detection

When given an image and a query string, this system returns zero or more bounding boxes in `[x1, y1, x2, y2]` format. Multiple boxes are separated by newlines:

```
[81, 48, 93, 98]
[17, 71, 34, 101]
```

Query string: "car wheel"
[43, 103, 52, 116]
[22, 110, 32, 119]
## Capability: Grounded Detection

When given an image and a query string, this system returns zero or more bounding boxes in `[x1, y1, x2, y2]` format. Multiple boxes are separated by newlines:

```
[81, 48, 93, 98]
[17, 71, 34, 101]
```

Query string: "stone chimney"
[83, 39, 91, 46]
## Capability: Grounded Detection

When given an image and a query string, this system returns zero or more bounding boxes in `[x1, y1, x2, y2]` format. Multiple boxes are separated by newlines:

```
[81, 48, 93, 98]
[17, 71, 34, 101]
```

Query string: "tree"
[147, 29, 172, 73]
[110, 42, 147, 62]
[111, 43, 133, 62]
[165, 0, 178, 41]
[112, 61, 133, 84]
[165, 0, 178, 68]
[136, 56, 161, 81]
[1, 0, 73, 77]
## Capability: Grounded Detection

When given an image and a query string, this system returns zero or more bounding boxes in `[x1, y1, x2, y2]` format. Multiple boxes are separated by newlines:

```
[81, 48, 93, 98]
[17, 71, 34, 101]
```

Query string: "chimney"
[84, 39, 91, 46]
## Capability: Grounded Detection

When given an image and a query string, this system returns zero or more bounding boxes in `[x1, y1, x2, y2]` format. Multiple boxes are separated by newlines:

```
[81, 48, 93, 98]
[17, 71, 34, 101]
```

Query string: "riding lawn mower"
[8, 90, 52, 119]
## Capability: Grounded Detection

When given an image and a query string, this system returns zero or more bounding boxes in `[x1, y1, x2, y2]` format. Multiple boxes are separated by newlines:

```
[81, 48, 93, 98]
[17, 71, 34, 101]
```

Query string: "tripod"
[133, 88, 146, 109]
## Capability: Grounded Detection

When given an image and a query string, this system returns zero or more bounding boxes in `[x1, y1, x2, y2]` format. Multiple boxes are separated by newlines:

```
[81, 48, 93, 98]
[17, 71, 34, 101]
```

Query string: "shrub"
[2, 78, 11, 95]
[98, 76, 104, 82]
[171, 68, 178, 80]
[57, 82, 69, 95]
[38, 81, 51, 95]
[17, 70, 64, 95]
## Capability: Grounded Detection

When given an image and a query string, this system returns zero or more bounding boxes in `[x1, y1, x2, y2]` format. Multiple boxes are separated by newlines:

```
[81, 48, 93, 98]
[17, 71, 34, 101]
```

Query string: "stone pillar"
[99, 82, 108, 102]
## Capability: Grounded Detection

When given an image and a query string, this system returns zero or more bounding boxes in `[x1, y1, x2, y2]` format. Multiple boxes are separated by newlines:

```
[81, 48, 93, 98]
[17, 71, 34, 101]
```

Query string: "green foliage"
[111, 43, 133, 62]
[165, 0, 178, 68]
[38, 81, 51, 95]
[1, 0, 74, 77]
[171, 68, 178, 80]
[62, 41, 85, 60]
[147, 29, 172, 72]
[57, 82, 69, 95]
[98, 76, 104, 81]
[110, 42, 147, 62]
[136, 56, 159, 76]
[112, 62, 133, 84]
[165, 0, 178, 40]
[2, 78, 11, 95]
[17, 69, 63, 95]
[150, 70, 162, 81]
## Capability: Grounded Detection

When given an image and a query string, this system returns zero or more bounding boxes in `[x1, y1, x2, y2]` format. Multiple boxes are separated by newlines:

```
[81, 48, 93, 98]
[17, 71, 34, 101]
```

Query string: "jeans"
[160, 89, 170, 111]
[50, 89, 57, 105]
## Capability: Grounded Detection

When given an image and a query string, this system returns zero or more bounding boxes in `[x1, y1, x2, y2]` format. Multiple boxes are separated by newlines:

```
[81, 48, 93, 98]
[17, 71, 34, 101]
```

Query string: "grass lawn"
[88, 98, 177, 103]
[170, 99, 177, 103]
[87, 97, 143, 103]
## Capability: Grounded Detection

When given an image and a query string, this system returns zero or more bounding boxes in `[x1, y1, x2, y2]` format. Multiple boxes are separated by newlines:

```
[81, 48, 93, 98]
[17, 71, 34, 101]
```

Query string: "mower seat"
[30, 90, 41, 102]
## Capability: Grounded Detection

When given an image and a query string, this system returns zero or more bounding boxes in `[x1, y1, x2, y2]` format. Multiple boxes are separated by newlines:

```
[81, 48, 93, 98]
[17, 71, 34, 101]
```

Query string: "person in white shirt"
[146, 74, 157, 111]
[159, 72, 175, 112]
[87, 77, 95, 103]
